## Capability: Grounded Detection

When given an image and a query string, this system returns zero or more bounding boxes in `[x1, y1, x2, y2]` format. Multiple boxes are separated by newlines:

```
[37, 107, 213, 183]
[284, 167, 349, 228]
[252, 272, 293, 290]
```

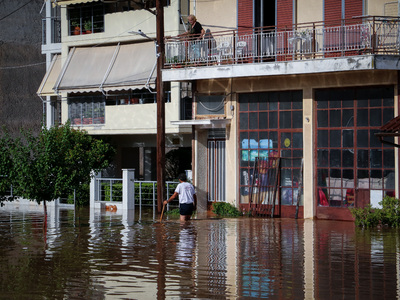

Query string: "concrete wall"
[195, 0, 237, 31]
[297, 0, 323, 24]
[57, 1, 189, 136]
[0, 0, 44, 135]
[61, 2, 181, 46]
[367, 0, 398, 16]
[68, 98, 184, 136]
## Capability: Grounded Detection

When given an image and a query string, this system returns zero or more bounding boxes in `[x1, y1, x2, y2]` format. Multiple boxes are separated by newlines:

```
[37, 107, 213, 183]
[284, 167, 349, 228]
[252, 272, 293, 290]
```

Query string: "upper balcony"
[163, 16, 400, 82]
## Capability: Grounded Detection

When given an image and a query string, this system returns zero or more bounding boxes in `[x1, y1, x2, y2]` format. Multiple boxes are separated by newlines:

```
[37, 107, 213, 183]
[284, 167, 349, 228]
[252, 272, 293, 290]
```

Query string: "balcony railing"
[165, 16, 400, 68]
[42, 17, 61, 45]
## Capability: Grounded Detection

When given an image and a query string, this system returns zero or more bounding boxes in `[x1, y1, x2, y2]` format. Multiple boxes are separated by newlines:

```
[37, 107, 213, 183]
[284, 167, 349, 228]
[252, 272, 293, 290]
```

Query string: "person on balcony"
[187, 14, 205, 40]
[164, 173, 197, 222]
[176, 14, 205, 60]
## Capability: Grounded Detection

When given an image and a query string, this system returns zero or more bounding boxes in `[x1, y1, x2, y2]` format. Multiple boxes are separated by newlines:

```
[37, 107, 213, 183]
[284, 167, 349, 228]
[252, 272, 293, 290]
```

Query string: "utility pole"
[156, 0, 165, 213]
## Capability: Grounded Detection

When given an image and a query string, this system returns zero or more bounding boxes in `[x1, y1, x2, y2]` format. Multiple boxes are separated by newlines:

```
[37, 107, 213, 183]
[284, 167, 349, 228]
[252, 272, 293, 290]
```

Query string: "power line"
[0, 61, 46, 70]
[0, 0, 35, 22]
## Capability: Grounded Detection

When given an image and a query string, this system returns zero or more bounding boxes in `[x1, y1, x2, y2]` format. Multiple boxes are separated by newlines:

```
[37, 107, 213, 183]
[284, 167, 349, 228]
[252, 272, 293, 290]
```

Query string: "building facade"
[163, 0, 400, 220]
[39, 0, 400, 220]
[38, 0, 194, 181]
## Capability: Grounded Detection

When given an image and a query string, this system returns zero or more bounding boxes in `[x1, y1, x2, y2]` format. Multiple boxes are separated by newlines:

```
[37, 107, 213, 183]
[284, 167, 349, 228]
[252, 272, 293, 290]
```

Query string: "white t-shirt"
[175, 182, 196, 204]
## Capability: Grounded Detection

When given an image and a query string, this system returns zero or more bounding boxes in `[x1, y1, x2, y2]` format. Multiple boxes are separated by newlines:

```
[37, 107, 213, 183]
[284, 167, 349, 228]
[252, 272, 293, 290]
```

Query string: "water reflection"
[0, 206, 399, 299]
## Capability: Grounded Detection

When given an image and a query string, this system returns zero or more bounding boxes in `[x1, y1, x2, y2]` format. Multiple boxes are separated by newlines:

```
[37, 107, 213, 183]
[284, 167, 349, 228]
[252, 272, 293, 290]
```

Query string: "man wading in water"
[164, 173, 197, 222]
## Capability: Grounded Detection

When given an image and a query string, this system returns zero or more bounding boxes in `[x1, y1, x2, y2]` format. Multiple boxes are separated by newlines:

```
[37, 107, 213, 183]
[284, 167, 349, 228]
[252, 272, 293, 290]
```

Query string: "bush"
[165, 208, 180, 216]
[380, 196, 400, 227]
[66, 183, 90, 206]
[212, 202, 241, 217]
[350, 196, 400, 228]
[103, 182, 122, 202]
[350, 204, 381, 228]
[102, 182, 179, 204]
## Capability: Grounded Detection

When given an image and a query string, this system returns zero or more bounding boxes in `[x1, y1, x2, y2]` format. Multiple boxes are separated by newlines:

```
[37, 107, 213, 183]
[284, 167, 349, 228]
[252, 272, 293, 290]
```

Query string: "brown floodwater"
[0, 206, 399, 299]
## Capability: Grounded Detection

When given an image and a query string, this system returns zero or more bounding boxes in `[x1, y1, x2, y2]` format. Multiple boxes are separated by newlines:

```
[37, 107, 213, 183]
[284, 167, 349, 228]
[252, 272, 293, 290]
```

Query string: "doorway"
[254, 0, 276, 28]
[207, 130, 226, 202]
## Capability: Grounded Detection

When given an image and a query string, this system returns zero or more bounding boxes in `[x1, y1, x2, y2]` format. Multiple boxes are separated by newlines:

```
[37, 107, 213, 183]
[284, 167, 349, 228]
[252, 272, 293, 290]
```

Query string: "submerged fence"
[94, 177, 178, 208]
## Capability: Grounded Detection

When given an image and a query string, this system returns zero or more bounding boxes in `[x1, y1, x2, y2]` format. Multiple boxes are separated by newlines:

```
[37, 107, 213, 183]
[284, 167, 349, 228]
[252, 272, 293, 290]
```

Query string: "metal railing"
[95, 178, 178, 206]
[42, 17, 61, 45]
[165, 16, 400, 68]
[97, 178, 123, 202]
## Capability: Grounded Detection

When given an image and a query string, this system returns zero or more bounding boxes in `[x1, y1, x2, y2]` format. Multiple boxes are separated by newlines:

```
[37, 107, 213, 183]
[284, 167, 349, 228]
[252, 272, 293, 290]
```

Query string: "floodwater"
[0, 206, 399, 300]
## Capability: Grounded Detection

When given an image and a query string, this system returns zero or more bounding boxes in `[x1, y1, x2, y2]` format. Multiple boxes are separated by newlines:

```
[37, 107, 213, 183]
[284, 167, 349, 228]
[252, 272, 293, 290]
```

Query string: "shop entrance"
[238, 91, 303, 216]
[315, 86, 395, 216]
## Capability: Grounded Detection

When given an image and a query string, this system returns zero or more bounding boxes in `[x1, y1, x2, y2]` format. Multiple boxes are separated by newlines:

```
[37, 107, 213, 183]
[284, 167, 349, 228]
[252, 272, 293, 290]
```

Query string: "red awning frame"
[375, 115, 400, 148]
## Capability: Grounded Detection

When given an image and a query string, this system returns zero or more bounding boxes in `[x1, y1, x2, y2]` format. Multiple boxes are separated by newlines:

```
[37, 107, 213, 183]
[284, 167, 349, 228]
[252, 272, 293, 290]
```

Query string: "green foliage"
[165, 208, 180, 216]
[103, 182, 122, 202]
[0, 132, 16, 204]
[66, 183, 90, 206]
[102, 182, 179, 204]
[350, 204, 381, 228]
[380, 196, 400, 227]
[350, 196, 400, 228]
[0, 123, 115, 205]
[212, 202, 241, 217]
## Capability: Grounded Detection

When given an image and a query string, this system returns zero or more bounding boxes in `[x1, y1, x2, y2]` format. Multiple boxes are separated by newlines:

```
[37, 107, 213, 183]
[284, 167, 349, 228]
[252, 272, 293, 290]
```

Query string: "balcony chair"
[235, 41, 247, 62]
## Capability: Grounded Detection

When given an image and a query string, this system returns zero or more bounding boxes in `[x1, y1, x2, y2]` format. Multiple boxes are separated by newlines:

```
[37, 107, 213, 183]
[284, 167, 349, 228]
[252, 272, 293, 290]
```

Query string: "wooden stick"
[159, 202, 166, 222]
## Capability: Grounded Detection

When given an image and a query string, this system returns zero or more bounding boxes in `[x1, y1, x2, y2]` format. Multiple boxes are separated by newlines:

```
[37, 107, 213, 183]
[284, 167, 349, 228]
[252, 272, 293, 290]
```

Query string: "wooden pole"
[156, 0, 165, 213]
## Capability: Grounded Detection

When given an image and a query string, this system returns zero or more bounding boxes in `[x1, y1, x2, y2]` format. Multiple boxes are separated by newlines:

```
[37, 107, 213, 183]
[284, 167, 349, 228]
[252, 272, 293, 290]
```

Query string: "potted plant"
[72, 21, 81, 35]
[84, 20, 92, 34]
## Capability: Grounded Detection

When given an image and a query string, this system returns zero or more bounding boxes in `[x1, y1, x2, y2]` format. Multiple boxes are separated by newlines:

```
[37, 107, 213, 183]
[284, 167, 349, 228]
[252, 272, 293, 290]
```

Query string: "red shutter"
[238, 0, 253, 30]
[345, 0, 362, 21]
[325, 0, 342, 26]
[277, 0, 293, 28]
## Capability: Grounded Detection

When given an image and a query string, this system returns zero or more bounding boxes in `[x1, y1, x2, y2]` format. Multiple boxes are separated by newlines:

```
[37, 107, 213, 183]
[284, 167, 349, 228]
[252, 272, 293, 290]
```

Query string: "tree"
[0, 133, 16, 204]
[0, 123, 115, 210]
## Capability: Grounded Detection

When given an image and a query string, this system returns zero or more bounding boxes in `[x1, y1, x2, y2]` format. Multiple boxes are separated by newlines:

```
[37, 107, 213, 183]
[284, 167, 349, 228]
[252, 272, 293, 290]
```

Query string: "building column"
[122, 169, 135, 210]
[303, 219, 315, 298]
[195, 129, 208, 215]
[303, 87, 315, 219]
[90, 171, 101, 209]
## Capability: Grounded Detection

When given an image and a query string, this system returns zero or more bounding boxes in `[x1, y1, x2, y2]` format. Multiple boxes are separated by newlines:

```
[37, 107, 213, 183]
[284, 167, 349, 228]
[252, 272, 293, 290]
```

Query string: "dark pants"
[180, 203, 194, 216]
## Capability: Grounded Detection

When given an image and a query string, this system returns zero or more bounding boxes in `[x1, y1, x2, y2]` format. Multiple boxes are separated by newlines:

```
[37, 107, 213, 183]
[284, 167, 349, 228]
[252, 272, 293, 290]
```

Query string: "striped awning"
[45, 42, 156, 94]
[51, 0, 99, 6]
[37, 54, 61, 96]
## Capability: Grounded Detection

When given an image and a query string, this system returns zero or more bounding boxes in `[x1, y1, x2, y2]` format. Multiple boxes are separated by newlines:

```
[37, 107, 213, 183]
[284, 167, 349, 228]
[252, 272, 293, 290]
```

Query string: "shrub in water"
[165, 208, 180, 216]
[350, 204, 381, 228]
[380, 196, 400, 227]
[212, 202, 241, 217]
[350, 196, 400, 228]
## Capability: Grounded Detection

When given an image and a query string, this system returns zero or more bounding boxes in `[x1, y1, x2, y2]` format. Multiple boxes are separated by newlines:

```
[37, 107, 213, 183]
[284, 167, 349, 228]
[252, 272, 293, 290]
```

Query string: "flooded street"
[0, 206, 399, 299]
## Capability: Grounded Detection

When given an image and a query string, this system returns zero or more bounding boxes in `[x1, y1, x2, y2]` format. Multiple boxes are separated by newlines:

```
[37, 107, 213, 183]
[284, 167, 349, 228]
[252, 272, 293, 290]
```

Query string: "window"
[196, 94, 225, 115]
[68, 95, 105, 125]
[68, 3, 105, 35]
[68, 0, 172, 36]
[105, 89, 171, 106]
[239, 91, 303, 206]
[180, 82, 193, 120]
[316, 86, 394, 208]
